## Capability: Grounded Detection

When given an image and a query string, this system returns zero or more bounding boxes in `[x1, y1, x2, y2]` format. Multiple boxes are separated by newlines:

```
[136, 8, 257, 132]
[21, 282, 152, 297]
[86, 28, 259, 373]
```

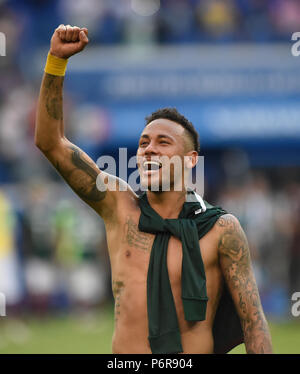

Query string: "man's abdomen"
[111, 281, 152, 354]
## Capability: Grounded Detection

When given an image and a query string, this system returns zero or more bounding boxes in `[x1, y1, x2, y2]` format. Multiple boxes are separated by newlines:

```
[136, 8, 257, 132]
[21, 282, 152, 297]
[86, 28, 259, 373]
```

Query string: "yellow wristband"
[44, 53, 68, 77]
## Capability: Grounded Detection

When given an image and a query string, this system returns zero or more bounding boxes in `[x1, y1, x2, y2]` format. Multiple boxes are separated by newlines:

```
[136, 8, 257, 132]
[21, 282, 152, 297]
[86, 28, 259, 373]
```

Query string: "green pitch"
[0, 304, 299, 354]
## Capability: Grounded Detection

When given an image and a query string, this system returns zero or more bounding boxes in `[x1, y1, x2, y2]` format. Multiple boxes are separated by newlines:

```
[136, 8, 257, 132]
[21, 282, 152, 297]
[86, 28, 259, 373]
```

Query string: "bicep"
[43, 138, 113, 217]
[217, 214, 263, 323]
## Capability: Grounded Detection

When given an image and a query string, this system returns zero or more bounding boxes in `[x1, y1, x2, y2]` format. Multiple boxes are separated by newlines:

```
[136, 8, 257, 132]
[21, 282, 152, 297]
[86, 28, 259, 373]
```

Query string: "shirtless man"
[35, 25, 273, 354]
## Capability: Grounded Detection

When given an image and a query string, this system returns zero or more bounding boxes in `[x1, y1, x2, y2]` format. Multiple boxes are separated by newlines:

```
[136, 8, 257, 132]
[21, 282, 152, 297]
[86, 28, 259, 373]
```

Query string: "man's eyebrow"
[139, 134, 174, 141]
[157, 134, 174, 141]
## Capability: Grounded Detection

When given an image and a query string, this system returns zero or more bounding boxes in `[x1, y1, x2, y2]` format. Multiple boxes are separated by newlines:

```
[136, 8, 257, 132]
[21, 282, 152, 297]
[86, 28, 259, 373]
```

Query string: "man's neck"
[146, 189, 187, 219]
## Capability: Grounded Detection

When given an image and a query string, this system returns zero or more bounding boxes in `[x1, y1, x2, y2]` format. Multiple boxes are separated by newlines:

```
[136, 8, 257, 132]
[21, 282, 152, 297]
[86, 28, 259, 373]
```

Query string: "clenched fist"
[49, 24, 89, 59]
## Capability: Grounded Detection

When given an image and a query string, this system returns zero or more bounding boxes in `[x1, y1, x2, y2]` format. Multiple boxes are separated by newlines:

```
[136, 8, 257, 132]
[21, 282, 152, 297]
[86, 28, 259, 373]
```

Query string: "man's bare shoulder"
[214, 213, 241, 233]
[203, 213, 245, 257]
[214, 212, 246, 244]
[210, 213, 246, 255]
[197, 214, 237, 266]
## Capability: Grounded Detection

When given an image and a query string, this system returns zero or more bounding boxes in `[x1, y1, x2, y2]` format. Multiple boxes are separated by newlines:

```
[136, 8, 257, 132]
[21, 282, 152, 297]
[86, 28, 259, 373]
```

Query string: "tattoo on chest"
[112, 280, 125, 323]
[124, 217, 153, 252]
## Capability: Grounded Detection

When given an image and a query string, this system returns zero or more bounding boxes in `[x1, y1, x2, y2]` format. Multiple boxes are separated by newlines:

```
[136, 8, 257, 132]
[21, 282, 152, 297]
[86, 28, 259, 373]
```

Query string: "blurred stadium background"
[0, 0, 300, 354]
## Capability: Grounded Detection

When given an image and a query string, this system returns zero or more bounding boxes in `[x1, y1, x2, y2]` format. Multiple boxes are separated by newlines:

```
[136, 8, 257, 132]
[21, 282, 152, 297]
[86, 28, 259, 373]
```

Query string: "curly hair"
[145, 107, 200, 153]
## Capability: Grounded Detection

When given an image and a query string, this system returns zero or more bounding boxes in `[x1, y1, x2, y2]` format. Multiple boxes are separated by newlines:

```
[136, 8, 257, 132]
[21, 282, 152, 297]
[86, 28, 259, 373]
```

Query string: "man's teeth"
[143, 161, 161, 171]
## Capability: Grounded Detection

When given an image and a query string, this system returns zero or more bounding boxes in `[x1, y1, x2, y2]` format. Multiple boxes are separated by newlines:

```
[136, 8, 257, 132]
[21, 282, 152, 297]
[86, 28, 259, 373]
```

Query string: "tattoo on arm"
[42, 75, 107, 204]
[56, 145, 107, 202]
[217, 214, 273, 354]
[44, 74, 64, 121]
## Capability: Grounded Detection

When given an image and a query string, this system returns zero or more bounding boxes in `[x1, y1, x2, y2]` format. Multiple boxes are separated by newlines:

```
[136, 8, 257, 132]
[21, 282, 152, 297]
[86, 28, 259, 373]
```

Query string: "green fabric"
[138, 190, 227, 354]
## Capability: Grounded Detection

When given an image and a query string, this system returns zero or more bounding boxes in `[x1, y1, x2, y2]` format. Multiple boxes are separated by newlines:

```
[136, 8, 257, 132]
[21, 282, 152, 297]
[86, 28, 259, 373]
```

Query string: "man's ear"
[185, 151, 198, 169]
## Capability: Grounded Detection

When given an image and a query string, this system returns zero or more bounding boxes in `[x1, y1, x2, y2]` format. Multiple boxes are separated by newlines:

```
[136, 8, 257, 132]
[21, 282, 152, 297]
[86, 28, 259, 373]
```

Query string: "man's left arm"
[217, 214, 273, 354]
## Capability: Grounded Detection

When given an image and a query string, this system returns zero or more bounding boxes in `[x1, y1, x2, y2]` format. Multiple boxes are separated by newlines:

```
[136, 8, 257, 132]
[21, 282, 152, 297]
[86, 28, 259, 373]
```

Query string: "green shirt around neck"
[138, 190, 243, 354]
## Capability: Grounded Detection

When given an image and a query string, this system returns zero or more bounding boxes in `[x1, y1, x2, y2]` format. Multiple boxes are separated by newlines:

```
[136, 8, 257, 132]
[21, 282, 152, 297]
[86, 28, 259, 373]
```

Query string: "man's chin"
[140, 177, 174, 192]
[140, 175, 160, 192]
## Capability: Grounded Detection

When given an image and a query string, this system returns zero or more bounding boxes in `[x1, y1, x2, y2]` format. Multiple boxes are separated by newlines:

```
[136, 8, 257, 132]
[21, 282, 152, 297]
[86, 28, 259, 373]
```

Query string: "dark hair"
[145, 107, 200, 153]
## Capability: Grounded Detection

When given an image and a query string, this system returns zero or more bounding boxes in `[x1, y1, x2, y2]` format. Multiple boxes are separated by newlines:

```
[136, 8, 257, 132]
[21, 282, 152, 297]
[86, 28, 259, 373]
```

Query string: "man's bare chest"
[107, 212, 219, 281]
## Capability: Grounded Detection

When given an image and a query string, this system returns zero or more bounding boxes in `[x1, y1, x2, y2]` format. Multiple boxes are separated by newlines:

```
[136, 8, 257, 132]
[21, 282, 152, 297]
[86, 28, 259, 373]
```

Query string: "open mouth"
[142, 160, 162, 173]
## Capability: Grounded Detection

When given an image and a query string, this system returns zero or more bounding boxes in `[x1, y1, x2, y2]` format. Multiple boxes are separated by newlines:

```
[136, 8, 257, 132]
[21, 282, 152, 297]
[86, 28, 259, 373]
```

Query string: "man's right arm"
[35, 25, 120, 219]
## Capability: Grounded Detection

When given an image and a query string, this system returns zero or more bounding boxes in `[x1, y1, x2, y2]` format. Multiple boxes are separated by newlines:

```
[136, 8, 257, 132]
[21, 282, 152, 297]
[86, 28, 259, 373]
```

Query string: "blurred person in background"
[0, 189, 24, 313]
[21, 179, 108, 314]
[196, 0, 238, 42]
[285, 182, 300, 296]
[52, 198, 108, 311]
[22, 180, 62, 314]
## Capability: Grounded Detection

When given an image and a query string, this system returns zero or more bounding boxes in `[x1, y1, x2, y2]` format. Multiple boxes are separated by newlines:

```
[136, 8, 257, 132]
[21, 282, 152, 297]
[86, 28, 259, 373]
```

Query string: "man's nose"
[144, 141, 158, 155]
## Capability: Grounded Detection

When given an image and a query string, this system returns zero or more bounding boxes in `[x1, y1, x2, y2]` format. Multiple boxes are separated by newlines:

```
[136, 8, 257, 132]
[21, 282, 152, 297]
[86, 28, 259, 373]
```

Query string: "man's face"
[137, 119, 196, 191]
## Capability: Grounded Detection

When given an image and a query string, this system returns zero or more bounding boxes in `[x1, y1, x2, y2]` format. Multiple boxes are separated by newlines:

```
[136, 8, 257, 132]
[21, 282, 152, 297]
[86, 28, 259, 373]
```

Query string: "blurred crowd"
[0, 0, 299, 321]
[1, 0, 298, 50]
[0, 0, 299, 80]
[0, 181, 111, 315]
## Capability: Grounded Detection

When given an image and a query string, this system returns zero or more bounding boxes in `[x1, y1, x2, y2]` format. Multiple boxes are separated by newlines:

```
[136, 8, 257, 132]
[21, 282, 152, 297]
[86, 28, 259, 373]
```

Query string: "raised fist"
[49, 24, 89, 59]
